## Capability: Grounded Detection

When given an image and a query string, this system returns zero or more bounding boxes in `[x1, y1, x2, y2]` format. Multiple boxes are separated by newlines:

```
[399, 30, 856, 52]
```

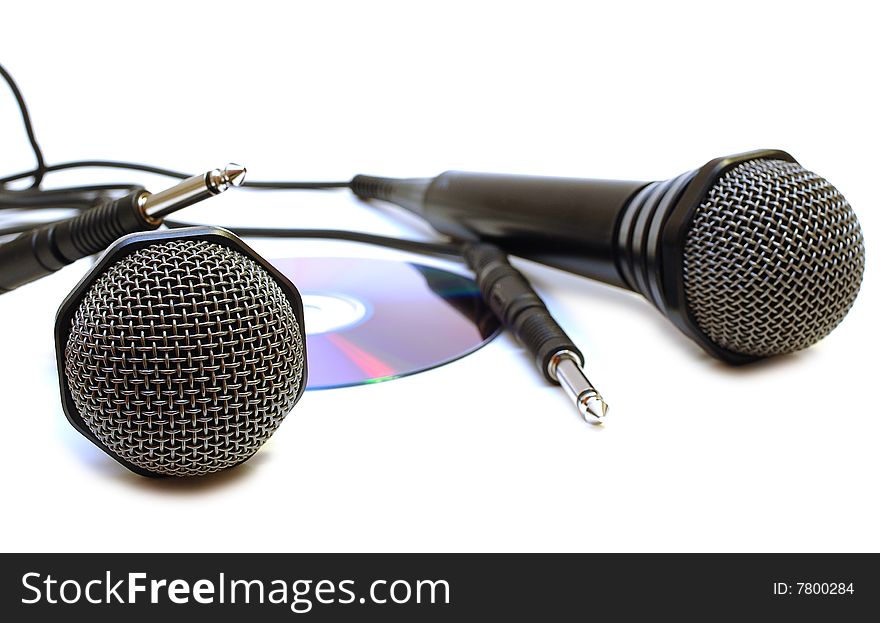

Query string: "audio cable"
[462, 243, 608, 422]
[0, 165, 245, 293]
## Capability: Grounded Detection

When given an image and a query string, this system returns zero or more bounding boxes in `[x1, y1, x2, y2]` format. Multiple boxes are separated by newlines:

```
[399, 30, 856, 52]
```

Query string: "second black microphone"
[349, 151, 865, 364]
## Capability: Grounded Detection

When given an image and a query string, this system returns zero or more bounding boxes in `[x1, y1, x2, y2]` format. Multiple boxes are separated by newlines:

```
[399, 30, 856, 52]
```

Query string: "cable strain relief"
[56, 191, 155, 261]
[350, 175, 395, 201]
[350, 174, 433, 218]
[516, 312, 583, 382]
[464, 242, 582, 383]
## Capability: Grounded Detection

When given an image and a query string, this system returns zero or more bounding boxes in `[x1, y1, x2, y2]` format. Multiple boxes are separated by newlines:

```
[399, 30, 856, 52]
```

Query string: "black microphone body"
[352, 150, 865, 364]
[353, 170, 646, 289]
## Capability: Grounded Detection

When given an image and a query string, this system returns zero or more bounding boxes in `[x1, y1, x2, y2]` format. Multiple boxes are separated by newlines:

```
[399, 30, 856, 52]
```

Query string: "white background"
[0, 1, 877, 553]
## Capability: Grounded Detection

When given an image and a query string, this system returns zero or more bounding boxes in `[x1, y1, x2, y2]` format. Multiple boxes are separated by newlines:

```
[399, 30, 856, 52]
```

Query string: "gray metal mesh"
[683, 159, 864, 357]
[64, 240, 305, 476]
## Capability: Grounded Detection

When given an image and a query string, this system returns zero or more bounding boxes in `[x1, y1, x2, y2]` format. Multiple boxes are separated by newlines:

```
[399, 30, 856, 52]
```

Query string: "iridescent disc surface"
[270, 257, 501, 390]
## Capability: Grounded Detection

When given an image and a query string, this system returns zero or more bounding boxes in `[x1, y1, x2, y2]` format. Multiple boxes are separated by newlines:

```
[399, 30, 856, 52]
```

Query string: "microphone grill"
[63, 239, 305, 477]
[682, 159, 864, 358]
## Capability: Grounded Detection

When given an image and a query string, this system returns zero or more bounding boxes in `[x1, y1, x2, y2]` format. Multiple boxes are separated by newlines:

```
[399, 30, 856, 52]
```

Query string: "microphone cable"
[2, 62, 464, 262]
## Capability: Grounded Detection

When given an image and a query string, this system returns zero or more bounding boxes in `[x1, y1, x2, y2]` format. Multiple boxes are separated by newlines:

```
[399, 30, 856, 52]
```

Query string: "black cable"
[0, 220, 67, 237]
[0, 161, 189, 186]
[0, 63, 46, 188]
[1, 62, 444, 264]
[1, 183, 143, 197]
[0, 61, 350, 247]
[0, 160, 351, 190]
[2, 63, 349, 193]
[163, 219, 464, 259]
[242, 180, 350, 190]
[0, 183, 144, 210]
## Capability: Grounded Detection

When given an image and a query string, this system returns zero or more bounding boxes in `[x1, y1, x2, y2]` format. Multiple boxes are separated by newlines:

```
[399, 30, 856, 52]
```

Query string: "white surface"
[0, 1, 877, 553]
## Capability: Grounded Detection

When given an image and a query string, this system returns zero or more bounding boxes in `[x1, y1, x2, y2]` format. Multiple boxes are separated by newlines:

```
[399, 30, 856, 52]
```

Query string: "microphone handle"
[351, 172, 649, 290]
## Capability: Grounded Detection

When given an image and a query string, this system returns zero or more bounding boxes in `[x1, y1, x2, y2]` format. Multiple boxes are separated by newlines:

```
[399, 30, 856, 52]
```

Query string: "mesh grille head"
[64, 240, 305, 477]
[683, 159, 864, 358]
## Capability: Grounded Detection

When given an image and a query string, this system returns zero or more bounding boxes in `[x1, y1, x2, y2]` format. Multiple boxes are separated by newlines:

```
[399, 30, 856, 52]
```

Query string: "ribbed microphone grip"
[464, 242, 582, 382]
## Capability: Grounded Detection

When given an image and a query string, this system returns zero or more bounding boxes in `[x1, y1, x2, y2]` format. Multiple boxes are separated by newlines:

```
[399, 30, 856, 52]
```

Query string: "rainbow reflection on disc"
[270, 257, 501, 390]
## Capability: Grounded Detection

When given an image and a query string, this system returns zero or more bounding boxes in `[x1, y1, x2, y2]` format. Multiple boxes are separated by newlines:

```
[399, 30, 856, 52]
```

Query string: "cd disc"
[270, 257, 501, 389]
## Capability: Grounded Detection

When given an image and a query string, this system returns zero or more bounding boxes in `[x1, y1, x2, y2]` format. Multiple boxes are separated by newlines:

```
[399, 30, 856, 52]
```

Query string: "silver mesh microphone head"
[62, 237, 306, 477]
[682, 159, 865, 358]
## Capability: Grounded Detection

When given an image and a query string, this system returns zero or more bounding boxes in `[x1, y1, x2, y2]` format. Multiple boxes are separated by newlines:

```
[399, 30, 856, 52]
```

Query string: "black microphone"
[55, 227, 307, 477]
[351, 150, 865, 363]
